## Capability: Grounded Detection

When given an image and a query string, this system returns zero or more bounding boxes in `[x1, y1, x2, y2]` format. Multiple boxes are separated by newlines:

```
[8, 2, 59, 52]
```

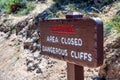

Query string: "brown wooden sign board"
[39, 17, 103, 68]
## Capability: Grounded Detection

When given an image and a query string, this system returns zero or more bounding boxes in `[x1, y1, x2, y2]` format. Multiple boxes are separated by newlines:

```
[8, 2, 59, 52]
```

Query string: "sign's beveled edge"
[92, 18, 104, 67]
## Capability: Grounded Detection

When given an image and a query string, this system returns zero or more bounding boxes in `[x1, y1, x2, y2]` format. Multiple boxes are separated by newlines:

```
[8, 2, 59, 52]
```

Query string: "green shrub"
[0, 0, 7, 13]
[104, 16, 120, 36]
[17, 2, 35, 15]
[26, 2, 35, 12]
[112, 16, 120, 32]
[5, 1, 12, 13]
[0, 0, 34, 15]
[0, 0, 25, 13]
[104, 21, 113, 36]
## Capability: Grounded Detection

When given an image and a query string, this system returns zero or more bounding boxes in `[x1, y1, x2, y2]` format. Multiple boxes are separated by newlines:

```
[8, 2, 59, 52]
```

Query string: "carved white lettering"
[42, 46, 68, 56]
[70, 50, 92, 62]
[61, 37, 82, 46]
[47, 36, 58, 43]
[88, 54, 92, 62]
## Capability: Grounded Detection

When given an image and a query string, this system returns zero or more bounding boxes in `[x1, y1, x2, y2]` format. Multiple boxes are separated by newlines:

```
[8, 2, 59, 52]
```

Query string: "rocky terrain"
[0, 0, 120, 80]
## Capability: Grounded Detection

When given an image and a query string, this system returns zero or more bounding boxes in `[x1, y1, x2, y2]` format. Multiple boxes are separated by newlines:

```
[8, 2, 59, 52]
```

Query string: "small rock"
[33, 51, 40, 58]
[27, 62, 34, 67]
[36, 68, 42, 74]
[24, 42, 33, 49]
[34, 59, 39, 64]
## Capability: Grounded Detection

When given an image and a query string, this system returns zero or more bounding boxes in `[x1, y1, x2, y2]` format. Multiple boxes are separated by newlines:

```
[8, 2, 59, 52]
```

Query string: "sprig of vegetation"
[104, 16, 120, 36]
[111, 16, 120, 33]
[104, 20, 113, 36]
[8, 24, 15, 31]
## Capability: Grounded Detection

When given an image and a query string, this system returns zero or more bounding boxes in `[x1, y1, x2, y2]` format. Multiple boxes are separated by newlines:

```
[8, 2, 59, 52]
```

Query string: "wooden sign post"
[39, 12, 103, 80]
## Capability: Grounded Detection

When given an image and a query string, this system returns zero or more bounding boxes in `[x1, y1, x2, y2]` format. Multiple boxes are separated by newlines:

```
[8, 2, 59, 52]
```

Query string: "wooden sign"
[39, 17, 103, 67]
